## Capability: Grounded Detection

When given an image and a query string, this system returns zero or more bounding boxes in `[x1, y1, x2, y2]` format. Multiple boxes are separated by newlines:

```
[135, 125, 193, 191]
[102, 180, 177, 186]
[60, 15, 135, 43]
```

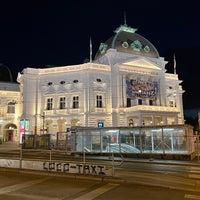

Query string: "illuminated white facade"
[0, 82, 22, 142]
[17, 23, 185, 135]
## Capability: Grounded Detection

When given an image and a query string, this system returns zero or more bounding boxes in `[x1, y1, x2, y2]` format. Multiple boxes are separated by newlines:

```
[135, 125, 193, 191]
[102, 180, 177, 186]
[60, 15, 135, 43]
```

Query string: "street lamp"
[41, 112, 45, 135]
[35, 112, 46, 135]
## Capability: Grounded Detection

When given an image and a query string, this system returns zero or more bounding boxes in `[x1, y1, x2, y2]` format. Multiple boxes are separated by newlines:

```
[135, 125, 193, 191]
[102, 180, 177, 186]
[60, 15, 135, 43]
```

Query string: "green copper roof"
[94, 24, 159, 60]
[114, 24, 138, 33]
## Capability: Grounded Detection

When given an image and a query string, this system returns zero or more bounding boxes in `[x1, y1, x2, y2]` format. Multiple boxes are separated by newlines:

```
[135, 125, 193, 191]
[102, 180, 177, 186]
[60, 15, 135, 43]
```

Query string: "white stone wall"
[18, 51, 184, 135]
[0, 82, 22, 142]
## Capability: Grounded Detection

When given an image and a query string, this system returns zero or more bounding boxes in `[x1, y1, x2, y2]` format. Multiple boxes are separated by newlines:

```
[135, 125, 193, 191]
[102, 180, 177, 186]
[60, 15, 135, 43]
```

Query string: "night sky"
[0, 0, 200, 112]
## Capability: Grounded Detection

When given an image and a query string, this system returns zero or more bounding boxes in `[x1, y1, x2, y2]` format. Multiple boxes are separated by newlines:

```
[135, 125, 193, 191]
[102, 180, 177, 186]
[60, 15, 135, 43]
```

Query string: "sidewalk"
[0, 141, 20, 149]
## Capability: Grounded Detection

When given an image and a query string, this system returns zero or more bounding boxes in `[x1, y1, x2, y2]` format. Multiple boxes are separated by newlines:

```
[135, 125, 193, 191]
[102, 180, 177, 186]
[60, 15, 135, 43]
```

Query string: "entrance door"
[8, 131, 13, 141]
[4, 123, 17, 142]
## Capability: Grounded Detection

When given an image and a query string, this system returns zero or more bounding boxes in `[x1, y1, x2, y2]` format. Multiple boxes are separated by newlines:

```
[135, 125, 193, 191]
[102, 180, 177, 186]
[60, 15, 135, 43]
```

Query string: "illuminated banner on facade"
[126, 75, 159, 100]
[20, 119, 29, 133]
[19, 119, 30, 144]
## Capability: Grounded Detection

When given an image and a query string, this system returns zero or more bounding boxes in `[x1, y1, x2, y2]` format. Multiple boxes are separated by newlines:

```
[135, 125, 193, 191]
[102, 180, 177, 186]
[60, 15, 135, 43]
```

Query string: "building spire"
[90, 37, 92, 63]
[173, 53, 176, 74]
[124, 11, 127, 25]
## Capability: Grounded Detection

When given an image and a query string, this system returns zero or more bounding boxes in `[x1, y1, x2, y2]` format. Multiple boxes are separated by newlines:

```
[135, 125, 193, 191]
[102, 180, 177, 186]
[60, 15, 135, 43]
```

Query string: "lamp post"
[35, 112, 45, 135]
[41, 112, 45, 135]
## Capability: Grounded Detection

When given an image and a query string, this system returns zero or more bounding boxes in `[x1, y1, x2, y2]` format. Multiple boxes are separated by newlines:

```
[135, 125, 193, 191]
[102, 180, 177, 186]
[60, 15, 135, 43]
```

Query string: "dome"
[94, 24, 159, 60]
[0, 64, 13, 82]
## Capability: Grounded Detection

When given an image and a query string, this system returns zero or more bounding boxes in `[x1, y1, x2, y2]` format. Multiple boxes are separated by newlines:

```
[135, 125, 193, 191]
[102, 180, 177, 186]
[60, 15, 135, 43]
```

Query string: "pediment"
[122, 58, 161, 70]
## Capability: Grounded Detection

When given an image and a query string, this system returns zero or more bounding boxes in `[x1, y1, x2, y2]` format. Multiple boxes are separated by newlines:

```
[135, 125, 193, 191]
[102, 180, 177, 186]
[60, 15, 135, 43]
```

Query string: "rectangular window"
[138, 99, 142, 105]
[96, 95, 102, 108]
[72, 96, 79, 109]
[169, 100, 174, 107]
[7, 102, 15, 113]
[127, 98, 131, 107]
[60, 97, 66, 109]
[47, 98, 53, 110]
[149, 99, 153, 106]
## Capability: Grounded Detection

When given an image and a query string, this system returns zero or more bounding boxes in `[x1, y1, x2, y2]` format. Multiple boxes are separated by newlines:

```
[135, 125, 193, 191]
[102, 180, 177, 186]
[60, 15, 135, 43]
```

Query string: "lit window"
[47, 98, 53, 110]
[98, 122, 104, 128]
[169, 100, 174, 107]
[96, 95, 102, 108]
[60, 97, 66, 109]
[129, 119, 134, 127]
[72, 96, 79, 109]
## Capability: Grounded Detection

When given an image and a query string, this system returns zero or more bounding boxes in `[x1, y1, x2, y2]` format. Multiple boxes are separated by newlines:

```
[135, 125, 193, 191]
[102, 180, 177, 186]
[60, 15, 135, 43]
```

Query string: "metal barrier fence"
[22, 134, 52, 149]
[22, 132, 72, 150]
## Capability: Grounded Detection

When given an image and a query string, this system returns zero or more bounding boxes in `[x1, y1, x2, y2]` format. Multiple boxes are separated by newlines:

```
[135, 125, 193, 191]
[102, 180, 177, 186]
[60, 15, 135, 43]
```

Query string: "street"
[0, 170, 199, 200]
[0, 142, 200, 199]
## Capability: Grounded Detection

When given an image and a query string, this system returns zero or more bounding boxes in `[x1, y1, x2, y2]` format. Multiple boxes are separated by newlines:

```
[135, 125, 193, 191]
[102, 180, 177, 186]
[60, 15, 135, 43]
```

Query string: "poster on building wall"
[126, 74, 159, 100]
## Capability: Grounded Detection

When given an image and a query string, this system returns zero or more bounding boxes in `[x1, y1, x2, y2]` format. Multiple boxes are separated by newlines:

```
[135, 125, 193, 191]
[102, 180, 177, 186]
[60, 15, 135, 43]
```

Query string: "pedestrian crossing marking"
[185, 194, 200, 199]
[73, 183, 119, 200]
[0, 177, 49, 195]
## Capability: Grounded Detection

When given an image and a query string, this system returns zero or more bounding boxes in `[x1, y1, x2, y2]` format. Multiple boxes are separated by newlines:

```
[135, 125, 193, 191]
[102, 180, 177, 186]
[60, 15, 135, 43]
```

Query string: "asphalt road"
[1, 142, 200, 199]
[0, 169, 199, 200]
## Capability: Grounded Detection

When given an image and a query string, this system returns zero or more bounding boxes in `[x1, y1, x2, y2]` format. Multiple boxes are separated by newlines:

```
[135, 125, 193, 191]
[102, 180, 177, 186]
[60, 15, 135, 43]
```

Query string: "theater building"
[17, 23, 195, 157]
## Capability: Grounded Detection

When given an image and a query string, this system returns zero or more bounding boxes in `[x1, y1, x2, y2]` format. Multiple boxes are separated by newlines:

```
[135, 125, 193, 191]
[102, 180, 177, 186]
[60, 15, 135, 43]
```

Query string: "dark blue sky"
[0, 0, 200, 110]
